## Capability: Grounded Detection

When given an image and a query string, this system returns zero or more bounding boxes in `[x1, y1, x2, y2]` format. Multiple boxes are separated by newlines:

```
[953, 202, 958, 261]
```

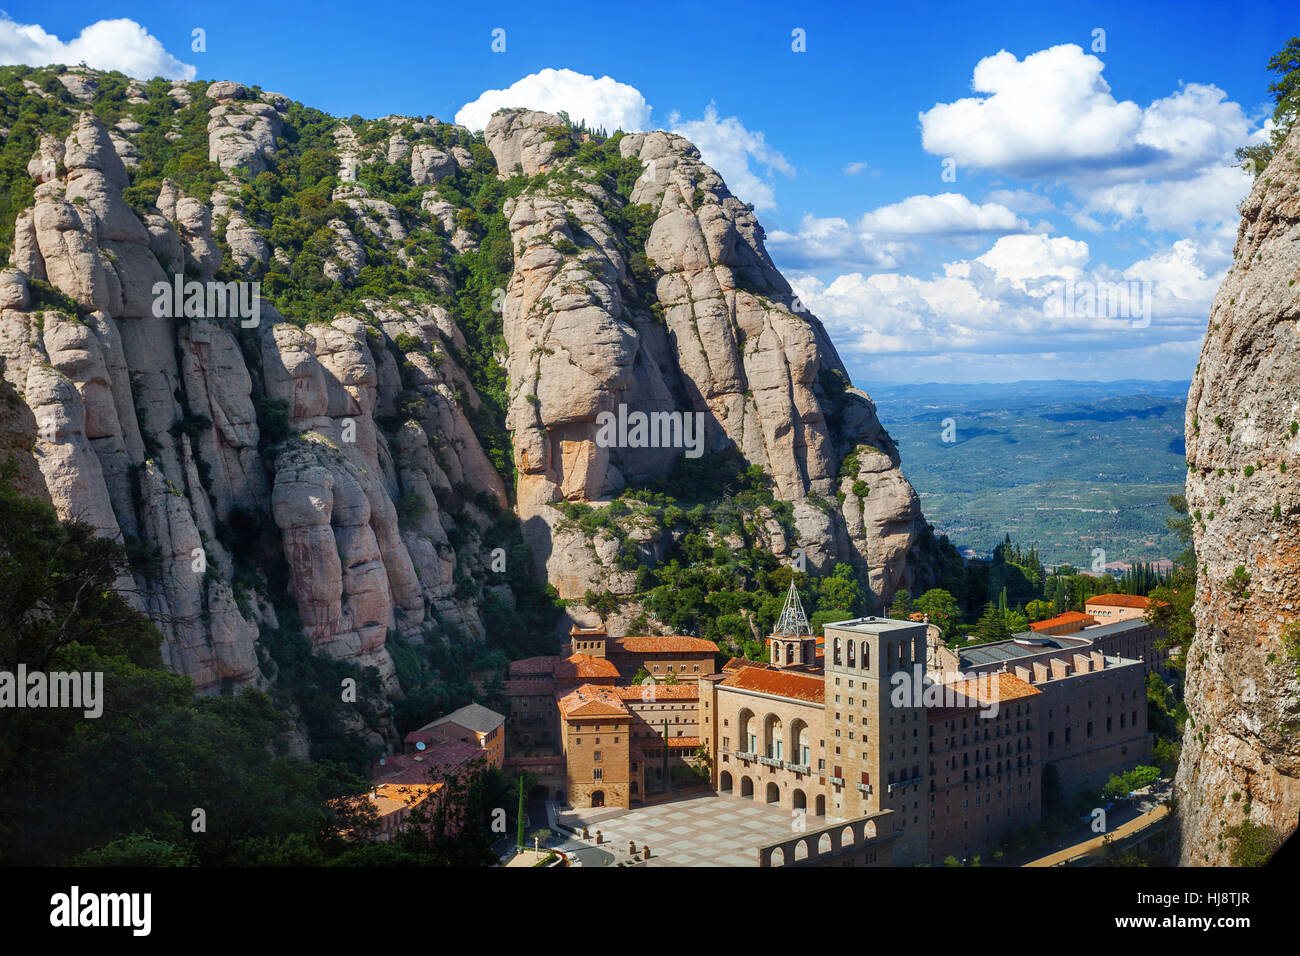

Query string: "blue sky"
[2, 1, 1294, 385]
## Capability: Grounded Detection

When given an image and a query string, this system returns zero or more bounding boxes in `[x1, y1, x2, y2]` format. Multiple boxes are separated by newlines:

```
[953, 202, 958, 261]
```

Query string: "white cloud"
[985, 188, 1055, 215]
[919, 45, 1250, 185]
[769, 194, 1035, 271]
[1080, 162, 1251, 232]
[0, 16, 195, 80]
[769, 214, 911, 270]
[670, 103, 793, 211]
[974, 234, 1091, 287]
[858, 192, 1032, 237]
[843, 161, 870, 175]
[455, 68, 652, 134]
[787, 230, 1219, 369]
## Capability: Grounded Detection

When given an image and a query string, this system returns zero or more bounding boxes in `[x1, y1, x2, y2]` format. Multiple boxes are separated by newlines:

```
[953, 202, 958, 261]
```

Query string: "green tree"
[1236, 37, 1300, 175]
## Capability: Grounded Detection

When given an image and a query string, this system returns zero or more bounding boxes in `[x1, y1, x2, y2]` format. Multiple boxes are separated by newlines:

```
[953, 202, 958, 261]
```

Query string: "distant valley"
[871, 380, 1190, 568]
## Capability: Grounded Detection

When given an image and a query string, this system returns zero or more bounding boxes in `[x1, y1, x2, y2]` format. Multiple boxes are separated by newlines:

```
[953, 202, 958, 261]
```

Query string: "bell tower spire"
[770, 580, 816, 668]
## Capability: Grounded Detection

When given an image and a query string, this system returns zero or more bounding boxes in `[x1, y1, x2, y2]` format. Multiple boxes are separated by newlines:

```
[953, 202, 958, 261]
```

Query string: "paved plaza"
[559, 794, 837, 866]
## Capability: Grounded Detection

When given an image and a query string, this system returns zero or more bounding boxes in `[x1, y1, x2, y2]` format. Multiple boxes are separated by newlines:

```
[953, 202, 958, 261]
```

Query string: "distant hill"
[871, 380, 1190, 567]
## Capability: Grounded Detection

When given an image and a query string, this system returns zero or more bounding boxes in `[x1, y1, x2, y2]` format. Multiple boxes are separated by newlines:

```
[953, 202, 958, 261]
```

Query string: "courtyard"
[557, 793, 839, 866]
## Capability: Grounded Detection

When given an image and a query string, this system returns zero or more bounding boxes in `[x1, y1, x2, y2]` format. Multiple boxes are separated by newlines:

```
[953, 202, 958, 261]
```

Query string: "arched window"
[847, 640, 856, 668]
[833, 637, 842, 666]
[862, 642, 870, 672]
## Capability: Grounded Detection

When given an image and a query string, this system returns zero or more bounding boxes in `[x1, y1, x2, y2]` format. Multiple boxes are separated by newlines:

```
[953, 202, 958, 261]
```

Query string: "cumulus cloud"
[455, 68, 652, 133]
[769, 214, 912, 270]
[843, 161, 871, 175]
[787, 230, 1221, 369]
[858, 192, 1032, 237]
[0, 16, 195, 80]
[768, 194, 1033, 271]
[919, 44, 1250, 187]
[670, 103, 793, 211]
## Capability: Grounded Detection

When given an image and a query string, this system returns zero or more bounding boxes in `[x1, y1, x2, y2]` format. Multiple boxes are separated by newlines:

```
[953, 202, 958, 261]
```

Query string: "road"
[1023, 804, 1170, 867]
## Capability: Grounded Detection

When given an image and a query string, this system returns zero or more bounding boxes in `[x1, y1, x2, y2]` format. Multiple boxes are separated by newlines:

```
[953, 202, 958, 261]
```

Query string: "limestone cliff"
[0, 68, 940, 745]
[486, 112, 936, 604]
[1176, 122, 1300, 863]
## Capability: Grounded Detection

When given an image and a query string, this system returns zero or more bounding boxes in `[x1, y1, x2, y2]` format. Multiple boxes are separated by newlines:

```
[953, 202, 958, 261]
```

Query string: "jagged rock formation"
[1176, 122, 1300, 864]
[0, 68, 939, 748]
[487, 112, 936, 602]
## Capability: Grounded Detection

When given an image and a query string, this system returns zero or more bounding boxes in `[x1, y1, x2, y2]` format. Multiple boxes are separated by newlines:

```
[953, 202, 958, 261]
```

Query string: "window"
[593, 768, 603, 780]
[594, 751, 602, 761]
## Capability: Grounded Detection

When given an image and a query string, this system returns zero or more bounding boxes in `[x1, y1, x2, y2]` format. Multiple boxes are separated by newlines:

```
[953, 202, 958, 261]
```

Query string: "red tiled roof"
[554, 653, 620, 681]
[556, 684, 630, 719]
[1086, 593, 1162, 609]
[613, 683, 699, 700]
[403, 725, 459, 749]
[719, 667, 825, 704]
[509, 655, 561, 677]
[927, 673, 1042, 719]
[374, 740, 484, 785]
[1029, 611, 1096, 631]
[612, 635, 719, 654]
[723, 657, 770, 672]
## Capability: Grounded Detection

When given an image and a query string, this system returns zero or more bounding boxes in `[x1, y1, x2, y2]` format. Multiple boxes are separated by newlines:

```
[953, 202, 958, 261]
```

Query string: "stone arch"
[862, 642, 870, 672]
[770, 845, 786, 867]
[847, 639, 856, 668]
[864, 819, 877, 839]
[794, 839, 809, 861]
[833, 636, 842, 666]
[789, 718, 811, 765]
[765, 782, 780, 804]
[738, 708, 756, 753]
[817, 832, 833, 856]
[815, 794, 826, 817]
[763, 713, 784, 759]
[719, 770, 733, 794]
[792, 788, 807, 810]
[841, 825, 856, 850]
[740, 775, 754, 798]
[591, 790, 605, 808]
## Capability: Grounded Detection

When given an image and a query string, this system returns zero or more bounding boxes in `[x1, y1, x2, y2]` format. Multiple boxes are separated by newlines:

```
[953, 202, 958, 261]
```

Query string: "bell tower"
[769, 581, 817, 669]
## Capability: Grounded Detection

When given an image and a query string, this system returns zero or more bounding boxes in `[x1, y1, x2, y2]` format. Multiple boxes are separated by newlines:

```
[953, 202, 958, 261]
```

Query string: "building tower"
[821, 615, 930, 865]
[770, 580, 817, 669]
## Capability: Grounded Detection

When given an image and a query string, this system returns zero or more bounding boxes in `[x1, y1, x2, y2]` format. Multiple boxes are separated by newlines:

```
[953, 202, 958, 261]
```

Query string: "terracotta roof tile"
[554, 653, 620, 681]
[373, 741, 484, 785]
[1086, 593, 1165, 609]
[612, 683, 699, 700]
[931, 673, 1042, 716]
[509, 655, 561, 677]
[1029, 611, 1097, 631]
[556, 684, 630, 718]
[719, 667, 825, 703]
[612, 635, 719, 654]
